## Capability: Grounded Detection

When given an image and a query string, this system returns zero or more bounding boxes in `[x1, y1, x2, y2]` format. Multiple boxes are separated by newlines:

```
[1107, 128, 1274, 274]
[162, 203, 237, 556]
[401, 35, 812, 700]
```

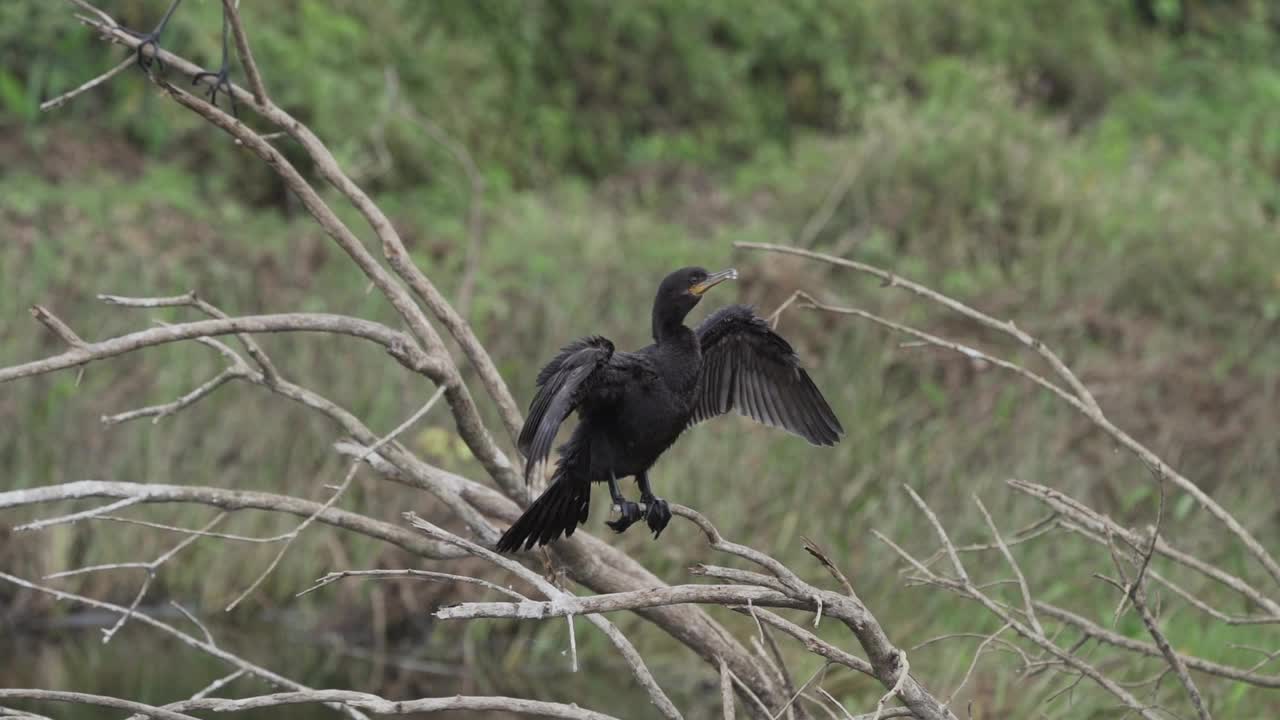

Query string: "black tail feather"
[496, 472, 590, 552]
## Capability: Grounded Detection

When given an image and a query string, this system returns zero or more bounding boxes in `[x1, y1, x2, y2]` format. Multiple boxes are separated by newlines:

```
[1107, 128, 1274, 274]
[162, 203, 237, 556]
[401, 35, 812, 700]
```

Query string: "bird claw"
[644, 497, 671, 538]
[125, 29, 166, 75]
[606, 500, 645, 533]
[193, 66, 238, 117]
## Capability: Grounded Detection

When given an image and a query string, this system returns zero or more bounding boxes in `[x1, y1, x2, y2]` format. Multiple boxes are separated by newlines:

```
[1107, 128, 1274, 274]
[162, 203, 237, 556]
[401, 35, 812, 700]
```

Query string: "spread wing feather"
[517, 336, 624, 482]
[690, 304, 843, 445]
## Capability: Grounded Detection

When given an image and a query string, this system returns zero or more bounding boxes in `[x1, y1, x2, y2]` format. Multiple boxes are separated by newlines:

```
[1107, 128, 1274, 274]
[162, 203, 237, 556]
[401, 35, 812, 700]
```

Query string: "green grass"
[4, 1, 1280, 717]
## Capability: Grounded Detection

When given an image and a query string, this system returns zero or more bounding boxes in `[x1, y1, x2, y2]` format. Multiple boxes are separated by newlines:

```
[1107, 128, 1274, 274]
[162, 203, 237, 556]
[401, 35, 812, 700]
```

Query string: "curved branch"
[0, 573, 366, 720]
[406, 513, 682, 720]
[1036, 602, 1280, 688]
[0, 691, 198, 720]
[671, 505, 957, 720]
[0, 689, 621, 720]
[738, 241, 1280, 589]
[1, 311, 443, 384]
[435, 584, 804, 620]
[157, 75, 525, 496]
[0, 480, 463, 560]
[171, 690, 621, 718]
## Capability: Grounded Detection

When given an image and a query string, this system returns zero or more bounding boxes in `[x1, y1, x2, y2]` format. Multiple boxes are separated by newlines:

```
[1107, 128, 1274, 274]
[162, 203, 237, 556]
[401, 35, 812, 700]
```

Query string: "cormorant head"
[653, 267, 738, 335]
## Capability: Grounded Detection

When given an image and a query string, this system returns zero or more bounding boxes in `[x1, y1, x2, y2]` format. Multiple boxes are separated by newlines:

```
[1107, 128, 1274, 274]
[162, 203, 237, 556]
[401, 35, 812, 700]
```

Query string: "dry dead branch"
[737, 241, 1277, 718]
[4, 3, 1270, 720]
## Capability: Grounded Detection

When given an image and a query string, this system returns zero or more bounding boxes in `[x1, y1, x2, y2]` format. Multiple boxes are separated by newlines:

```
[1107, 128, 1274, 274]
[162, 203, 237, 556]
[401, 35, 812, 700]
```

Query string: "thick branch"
[435, 584, 803, 620]
[406, 514, 682, 720]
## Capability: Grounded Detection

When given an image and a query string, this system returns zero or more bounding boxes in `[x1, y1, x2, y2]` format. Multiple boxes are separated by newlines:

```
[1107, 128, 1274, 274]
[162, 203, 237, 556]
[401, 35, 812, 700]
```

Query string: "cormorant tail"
[495, 469, 590, 552]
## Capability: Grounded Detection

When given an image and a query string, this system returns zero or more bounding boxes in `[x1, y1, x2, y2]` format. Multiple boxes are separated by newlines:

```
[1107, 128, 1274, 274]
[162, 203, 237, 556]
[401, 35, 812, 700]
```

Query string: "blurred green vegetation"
[3, 0, 1280, 718]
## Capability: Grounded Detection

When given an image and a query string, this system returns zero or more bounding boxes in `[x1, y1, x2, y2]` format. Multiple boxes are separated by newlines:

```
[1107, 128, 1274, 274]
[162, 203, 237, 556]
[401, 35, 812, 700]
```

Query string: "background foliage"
[3, 1, 1279, 717]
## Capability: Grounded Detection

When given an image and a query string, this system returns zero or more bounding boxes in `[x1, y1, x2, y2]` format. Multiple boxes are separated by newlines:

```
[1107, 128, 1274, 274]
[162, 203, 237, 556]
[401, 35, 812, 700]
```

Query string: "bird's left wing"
[518, 335, 618, 481]
[689, 304, 844, 445]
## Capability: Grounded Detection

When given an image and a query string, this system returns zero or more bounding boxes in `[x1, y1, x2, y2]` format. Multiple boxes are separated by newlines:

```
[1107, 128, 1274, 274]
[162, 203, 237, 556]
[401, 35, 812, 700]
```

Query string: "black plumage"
[496, 267, 843, 552]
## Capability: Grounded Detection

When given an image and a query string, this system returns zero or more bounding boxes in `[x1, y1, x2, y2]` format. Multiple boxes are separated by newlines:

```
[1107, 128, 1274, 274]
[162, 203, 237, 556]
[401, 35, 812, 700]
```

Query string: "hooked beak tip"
[691, 268, 738, 296]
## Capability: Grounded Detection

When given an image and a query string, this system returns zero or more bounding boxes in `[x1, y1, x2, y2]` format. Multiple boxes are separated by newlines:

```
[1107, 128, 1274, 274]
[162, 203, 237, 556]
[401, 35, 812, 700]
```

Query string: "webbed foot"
[644, 497, 671, 538]
[193, 64, 237, 117]
[124, 0, 184, 76]
[125, 28, 168, 74]
[605, 500, 645, 533]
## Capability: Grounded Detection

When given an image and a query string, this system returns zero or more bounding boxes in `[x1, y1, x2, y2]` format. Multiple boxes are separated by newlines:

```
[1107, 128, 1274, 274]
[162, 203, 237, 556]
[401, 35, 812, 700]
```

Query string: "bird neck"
[652, 305, 692, 345]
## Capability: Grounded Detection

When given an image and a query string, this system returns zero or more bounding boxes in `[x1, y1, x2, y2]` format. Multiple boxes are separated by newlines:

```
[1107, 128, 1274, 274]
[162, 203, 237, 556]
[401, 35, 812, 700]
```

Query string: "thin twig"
[40, 56, 133, 111]
[170, 601, 215, 646]
[101, 291, 281, 382]
[0, 573, 367, 720]
[406, 513, 682, 720]
[973, 496, 1043, 636]
[225, 385, 447, 611]
[871, 651, 909, 720]
[220, 0, 268, 104]
[945, 623, 1010, 704]
[739, 240, 1280, 587]
[14, 497, 143, 532]
[905, 486, 969, 585]
[103, 368, 239, 424]
[296, 568, 524, 600]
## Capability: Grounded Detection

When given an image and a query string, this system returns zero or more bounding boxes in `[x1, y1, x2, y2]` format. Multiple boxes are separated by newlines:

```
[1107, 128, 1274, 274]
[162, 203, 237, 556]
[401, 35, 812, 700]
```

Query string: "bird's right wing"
[517, 335, 617, 481]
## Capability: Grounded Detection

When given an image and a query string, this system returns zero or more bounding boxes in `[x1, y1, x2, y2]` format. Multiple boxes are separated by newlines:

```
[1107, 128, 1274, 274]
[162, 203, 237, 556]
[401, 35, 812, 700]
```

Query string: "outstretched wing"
[690, 304, 844, 445]
[518, 335, 617, 481]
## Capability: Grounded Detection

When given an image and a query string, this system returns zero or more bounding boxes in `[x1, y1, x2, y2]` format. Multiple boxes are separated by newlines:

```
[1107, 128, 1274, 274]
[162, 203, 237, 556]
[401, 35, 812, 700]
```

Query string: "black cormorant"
[496, 267, 844, 552]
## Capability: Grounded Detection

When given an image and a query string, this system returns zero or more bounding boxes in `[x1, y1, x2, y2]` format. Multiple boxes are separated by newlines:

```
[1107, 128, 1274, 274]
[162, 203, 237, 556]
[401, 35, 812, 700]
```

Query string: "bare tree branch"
[738, 241, 1280, 588]
[0, 689, 623, 720]
[0, 312, 445, 385]
[1009, 479, 1280, 617]
[100, 291, 281, 381]
[13, 496, 142, 531]
[219, 0, 268, 104]
[297, 568, 525, 600]
[224, 385, 447, 611]
[0, 573, 367, 720]
[405, 513, 683, 720]
[972, 496, 1042, 636]
[0, 691, 200, 720]
[0, 480, 464, 560]
[720, 658, 736, 720]
[40, 56, 133, 111]
[875, 492, 1164, 720]
[101, 367, 239, 425]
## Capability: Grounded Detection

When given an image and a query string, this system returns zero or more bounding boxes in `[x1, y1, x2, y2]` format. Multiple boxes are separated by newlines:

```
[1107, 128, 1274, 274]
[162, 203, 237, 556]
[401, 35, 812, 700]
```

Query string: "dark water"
[1, 609, 668, 719]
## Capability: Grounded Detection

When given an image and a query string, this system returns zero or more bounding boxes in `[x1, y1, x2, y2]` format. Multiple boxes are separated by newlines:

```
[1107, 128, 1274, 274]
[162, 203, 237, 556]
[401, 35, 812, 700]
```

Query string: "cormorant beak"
[690, 268, 738, 296]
